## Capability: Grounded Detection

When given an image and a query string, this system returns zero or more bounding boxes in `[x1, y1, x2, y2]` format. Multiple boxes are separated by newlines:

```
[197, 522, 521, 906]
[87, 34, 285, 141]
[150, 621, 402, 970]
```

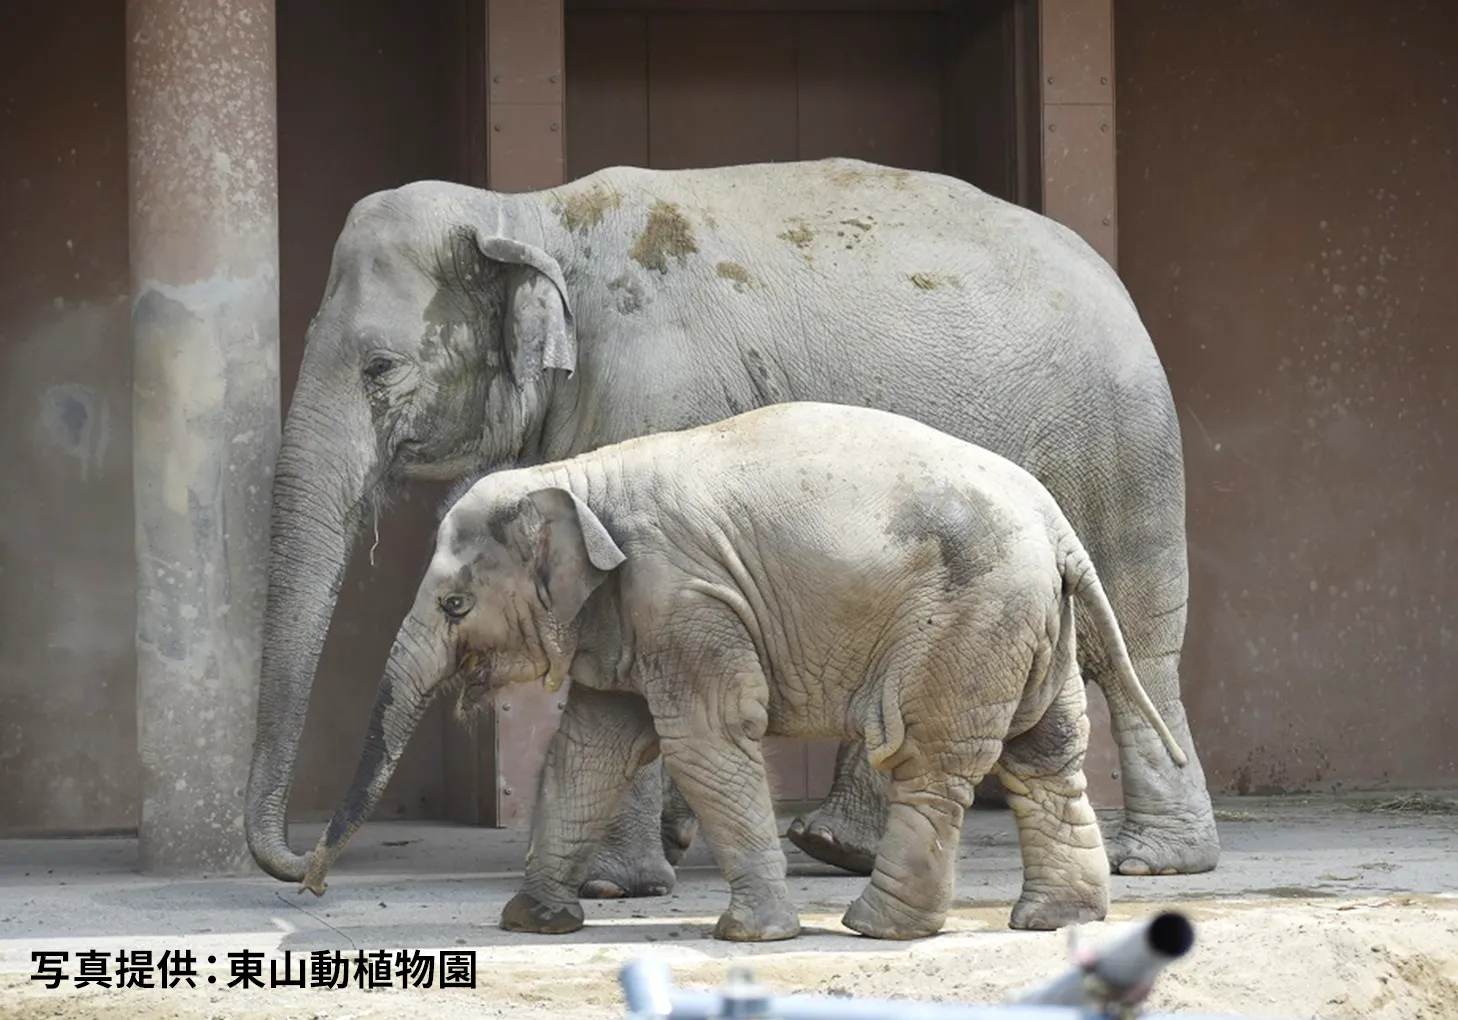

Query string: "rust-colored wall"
[1116, 0, 1458, 792]
[0, 2, 136, 835]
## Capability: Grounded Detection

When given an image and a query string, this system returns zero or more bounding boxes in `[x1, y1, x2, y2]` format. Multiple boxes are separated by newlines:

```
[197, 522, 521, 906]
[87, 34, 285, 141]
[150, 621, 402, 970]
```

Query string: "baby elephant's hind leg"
[995, 675, 1110, 931]
[841, 742, 997, 940]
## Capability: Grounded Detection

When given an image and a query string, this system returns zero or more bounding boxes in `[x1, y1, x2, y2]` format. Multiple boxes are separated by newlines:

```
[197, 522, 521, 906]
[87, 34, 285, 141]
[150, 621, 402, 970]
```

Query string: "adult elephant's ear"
[473, 231, 577, 382]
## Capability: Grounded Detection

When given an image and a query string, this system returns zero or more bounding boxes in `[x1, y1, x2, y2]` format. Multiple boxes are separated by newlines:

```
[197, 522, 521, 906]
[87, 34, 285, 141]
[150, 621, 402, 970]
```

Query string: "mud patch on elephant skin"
[779, 218, 815, 250]
[885, 485, 998, 591]
[827, 166, 913, 191]
[555, 185, 624, 234]
[629, 200, 699, 274]
[716, 260, 753, 293]
[908, 272, 960, 291]
[607, 274, 645, 315]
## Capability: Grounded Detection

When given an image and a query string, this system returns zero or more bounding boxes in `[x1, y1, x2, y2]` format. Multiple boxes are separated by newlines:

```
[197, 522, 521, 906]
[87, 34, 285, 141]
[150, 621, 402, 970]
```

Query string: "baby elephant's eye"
[363, 355, 396, 380]
[439, 593, 475, 621]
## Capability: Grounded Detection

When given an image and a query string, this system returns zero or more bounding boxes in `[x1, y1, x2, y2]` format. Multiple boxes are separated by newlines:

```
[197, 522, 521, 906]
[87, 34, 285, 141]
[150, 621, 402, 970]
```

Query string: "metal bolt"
[493, 74, 502, 84]
[1102, 216, 1112, 226]
[556, 701, 566, 711]
[1047, 75, 1054, 84]
[501, 702, 511, 712]
[1101, 122, 1109, 132]
[1048, 124, 1056, 133]
[1101, 75, 1109, 85]
[550, 122, 559, 132]
[548, 73, 559, 83]
[493, 123, 501, 132]
[503, 786, 514, 796]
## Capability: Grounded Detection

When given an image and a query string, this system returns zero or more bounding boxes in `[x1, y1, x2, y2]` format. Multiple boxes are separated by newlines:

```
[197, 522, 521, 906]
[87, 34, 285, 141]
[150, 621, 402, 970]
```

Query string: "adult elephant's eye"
[439, 593, 475, 620]
[363, 355, 396, 380]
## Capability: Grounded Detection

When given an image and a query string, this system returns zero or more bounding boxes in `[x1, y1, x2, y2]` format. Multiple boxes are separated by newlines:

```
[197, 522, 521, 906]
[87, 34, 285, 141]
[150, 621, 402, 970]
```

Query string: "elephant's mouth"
[448, 650, 495, 724]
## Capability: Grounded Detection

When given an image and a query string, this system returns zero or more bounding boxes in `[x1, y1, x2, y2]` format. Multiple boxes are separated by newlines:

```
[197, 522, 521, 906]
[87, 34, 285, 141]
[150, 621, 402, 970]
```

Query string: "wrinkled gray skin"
[245, 157, 1220, 894]
[300, 404, 1189, 941]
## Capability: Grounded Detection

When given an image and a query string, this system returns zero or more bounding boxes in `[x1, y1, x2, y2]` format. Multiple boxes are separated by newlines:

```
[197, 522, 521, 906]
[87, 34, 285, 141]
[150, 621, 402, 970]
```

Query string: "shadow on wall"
[0, 297, 138, 834]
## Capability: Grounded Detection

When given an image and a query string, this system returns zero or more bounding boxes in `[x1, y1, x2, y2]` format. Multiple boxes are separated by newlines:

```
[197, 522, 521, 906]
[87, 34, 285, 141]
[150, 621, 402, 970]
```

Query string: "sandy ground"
[1, 793, 1456, 1019]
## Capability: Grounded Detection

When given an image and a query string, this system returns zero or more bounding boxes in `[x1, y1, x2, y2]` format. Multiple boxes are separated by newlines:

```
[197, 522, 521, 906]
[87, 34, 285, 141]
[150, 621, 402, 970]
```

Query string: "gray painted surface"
[0, 794, 1454, 954]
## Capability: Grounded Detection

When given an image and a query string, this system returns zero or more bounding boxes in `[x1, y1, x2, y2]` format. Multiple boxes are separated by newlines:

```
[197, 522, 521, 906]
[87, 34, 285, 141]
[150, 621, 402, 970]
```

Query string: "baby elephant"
[301, 402, 1187, 941]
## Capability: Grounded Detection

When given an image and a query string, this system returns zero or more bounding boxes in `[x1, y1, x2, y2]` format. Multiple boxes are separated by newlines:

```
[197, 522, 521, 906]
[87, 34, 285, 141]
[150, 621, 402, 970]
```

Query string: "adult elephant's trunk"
[301, 615, 445, 895]
[245, 398, 377, 883]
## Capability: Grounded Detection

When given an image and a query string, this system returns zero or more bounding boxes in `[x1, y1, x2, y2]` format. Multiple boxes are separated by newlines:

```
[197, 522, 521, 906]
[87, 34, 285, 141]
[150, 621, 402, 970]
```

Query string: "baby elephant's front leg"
[647, 631, 800, 942]
[500, 683, 659, 935]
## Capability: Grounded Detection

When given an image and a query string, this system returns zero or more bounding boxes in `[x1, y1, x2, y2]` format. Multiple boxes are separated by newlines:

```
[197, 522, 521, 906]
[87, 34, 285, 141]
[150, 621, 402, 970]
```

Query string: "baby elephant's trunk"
[301, 619, 444, 895]
[1059, 534, 1189, 768]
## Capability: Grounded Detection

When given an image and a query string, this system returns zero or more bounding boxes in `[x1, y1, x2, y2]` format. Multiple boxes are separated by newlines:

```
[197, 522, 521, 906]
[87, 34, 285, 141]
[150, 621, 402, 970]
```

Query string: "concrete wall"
[0, 2, 136, 835]
[0, 0, 474, 836]
[1117, 0, 1458, 793]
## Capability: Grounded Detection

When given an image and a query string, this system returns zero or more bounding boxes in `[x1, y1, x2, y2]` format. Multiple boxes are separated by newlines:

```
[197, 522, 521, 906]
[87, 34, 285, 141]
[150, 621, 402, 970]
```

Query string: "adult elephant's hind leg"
[1091, 541, 1219, 877]
[786, 739, 885, 876]
[1100, 642, 1220, 877]
[1080, 386, 1220, 877]
[580, 758, 677, 899]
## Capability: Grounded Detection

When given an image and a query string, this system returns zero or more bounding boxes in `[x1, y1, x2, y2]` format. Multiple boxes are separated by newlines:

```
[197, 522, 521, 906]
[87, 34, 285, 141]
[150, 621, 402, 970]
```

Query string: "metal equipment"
[617, 911, 1301, 1020]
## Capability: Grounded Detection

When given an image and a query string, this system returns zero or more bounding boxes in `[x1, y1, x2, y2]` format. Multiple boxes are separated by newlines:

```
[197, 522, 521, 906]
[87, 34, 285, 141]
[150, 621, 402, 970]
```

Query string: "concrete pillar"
[126, 0, 280, 874]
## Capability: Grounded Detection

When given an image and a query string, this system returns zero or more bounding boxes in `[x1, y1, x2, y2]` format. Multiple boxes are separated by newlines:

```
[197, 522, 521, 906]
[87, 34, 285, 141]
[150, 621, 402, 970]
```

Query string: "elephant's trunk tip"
[247, 829, 312, 884]
[300, 848, 333, 897]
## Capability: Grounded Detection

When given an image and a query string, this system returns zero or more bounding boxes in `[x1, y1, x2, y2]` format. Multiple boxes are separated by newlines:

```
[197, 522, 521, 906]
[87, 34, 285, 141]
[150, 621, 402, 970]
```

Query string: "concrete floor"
[1, 791, 1454, 976]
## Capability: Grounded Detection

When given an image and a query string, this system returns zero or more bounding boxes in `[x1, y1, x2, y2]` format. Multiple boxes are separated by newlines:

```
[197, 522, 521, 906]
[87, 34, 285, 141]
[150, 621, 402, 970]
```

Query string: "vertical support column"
[487, 0, 566, 191]
[127, 0, 280, 873]
[1039, 0, 1118, 269]
[1037, 0, 1122, 805]
[484, 0, 567, 827]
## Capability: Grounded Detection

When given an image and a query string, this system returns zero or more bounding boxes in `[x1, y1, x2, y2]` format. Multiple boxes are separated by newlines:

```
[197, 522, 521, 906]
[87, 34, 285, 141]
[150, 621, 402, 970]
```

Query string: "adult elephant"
[244, 157, 1220, 893]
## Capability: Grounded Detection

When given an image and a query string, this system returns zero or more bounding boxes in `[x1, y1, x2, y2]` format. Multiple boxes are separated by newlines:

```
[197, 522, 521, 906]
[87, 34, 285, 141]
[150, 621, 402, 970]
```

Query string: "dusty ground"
[1, 792, 1456, 1019]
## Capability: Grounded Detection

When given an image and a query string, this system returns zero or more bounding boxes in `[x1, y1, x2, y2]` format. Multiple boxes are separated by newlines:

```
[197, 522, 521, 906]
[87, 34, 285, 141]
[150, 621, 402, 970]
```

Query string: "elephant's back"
[656, 404, 1062, 594]
[583, 158, 1121, 299]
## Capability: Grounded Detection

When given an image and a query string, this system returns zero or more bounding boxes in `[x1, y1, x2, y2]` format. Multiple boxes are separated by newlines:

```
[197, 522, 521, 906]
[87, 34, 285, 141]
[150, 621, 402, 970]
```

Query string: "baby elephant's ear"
[519, 487, 626, 622]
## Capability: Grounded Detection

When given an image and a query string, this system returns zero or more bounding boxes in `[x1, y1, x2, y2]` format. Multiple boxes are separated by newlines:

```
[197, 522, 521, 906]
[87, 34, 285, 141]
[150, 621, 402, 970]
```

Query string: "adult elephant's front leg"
[500, 683, 659, 934]
[580, 758, 677, 899]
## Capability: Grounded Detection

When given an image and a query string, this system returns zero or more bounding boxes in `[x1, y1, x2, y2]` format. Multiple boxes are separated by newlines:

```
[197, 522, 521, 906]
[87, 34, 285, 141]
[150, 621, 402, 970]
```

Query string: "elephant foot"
[713, 896, 801, 942]
[500, 890, 586, 935]
[841, 885, 945, 941]
[1009, 891, 1107, 932]
[1106, 810, 1221, 877]
[661, 815, 699, 866]
[579, 850, 676, 900]
[785, 813, 877, 876]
